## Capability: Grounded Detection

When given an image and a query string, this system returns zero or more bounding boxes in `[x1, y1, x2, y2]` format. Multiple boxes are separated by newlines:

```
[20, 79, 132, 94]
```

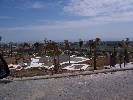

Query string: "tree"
[123, 38, 130, 67]
[45, 41, 61, 73]
[88, 40, 93, 57]
[112, 46, 117, 66]
[117, 39, 130, 68]
[9, 42, 13, 57]
[91, 38, 101, 70]
[64, 40, 70, 64]
[33, 42, 44, 55]
[23, 42, 30, 49]
[33, 42, 40, 51]
[79, 39, 83, 49]
[109, 46, 117, 67]
[44, 38, 47, 44]
[118, 42, 123, 68]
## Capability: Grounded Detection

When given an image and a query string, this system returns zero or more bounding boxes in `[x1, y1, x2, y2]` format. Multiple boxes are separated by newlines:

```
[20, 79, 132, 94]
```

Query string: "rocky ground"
[0, 70, 133, 100]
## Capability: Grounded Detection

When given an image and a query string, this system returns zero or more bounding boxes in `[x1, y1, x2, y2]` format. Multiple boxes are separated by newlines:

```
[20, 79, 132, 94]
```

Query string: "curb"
[7, 67, 133, 81]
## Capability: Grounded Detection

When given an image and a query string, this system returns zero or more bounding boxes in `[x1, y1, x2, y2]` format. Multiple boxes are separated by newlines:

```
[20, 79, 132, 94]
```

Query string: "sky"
[0, 0, 133, 42]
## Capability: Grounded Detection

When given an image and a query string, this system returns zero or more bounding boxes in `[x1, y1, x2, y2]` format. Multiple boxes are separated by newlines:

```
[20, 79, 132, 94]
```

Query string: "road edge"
[4, 67, 132, 81]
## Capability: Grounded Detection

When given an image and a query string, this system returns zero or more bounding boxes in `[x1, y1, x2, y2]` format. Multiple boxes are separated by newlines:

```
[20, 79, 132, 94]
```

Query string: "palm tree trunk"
[119, 54, 122, 68]
[10, 43, 13, 57]
[57, 55, 60, 65]
[124, 48, 129, 67]
[90, 46, 92, 56]
[93, 48, 97, 70]
[69, 50, 70, 64]
[124, 57, 126, 67]
[119, 59, 122, 68]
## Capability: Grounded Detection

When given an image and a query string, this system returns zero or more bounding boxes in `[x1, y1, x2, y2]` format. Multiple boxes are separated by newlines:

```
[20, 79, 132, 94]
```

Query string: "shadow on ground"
[0, 80, 12, 84]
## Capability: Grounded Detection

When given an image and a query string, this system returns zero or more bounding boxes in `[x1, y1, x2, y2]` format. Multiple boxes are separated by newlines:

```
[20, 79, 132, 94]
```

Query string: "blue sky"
[0, 0, 133, 42]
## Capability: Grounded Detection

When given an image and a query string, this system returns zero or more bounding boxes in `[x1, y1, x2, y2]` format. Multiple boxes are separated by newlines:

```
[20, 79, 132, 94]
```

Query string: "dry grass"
[8, 56, 133, 78]
[9, 67, 76, 78]
[9, 57, 108, 78]
[10, 68, 48, 78]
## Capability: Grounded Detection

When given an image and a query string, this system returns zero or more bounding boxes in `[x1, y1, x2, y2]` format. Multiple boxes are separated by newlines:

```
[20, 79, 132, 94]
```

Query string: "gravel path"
[0, 70, 133, 100]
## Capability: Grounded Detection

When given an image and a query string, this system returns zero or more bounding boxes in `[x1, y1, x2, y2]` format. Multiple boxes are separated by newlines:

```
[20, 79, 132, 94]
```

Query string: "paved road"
[0, 70, 133, 100]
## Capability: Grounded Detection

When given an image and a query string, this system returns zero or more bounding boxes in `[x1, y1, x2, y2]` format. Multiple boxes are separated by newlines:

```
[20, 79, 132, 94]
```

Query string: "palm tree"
[9, 42, 13, 57]
[119, 53, 122, 68]
[44, 38, 47, 44]
[23, 42, 30, 49]
[91, 38, 101, 70]
[45, 42, 61, 73]
[55, 48, 62, 65]
[109, 44, 117, 67]
[64, 40, 70, 64]
[79, 39, 83, 50]
[33, 42, 40, 52]
[123, 38, 129, 67]
[118, 42, 124, 68]
[88, 40, 93, 57]
[22, 42, 31, 57]
[117, 39, 130, 68]
[44, 38, 48, 55]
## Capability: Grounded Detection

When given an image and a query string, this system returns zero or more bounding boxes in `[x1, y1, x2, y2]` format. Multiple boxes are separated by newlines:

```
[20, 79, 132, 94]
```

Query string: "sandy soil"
[0, 70, 133, 100]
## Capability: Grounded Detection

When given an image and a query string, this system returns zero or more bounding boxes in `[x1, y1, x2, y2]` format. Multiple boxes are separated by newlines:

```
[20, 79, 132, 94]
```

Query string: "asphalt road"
[0, 70, 133, 100]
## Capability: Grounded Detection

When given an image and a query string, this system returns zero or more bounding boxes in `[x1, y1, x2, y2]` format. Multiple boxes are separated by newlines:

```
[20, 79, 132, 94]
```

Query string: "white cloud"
[0, 14, 133, 32]
[28, 2, 45, 9]
[1, 14, 133, 32]
[1, 0, 133, 35]
[0, 19, 104, 32]
[64, 0, 133, 23]
[18, 1, 46, 9]
[0, 19, 133, 41]
[0, 16, 13, 19]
